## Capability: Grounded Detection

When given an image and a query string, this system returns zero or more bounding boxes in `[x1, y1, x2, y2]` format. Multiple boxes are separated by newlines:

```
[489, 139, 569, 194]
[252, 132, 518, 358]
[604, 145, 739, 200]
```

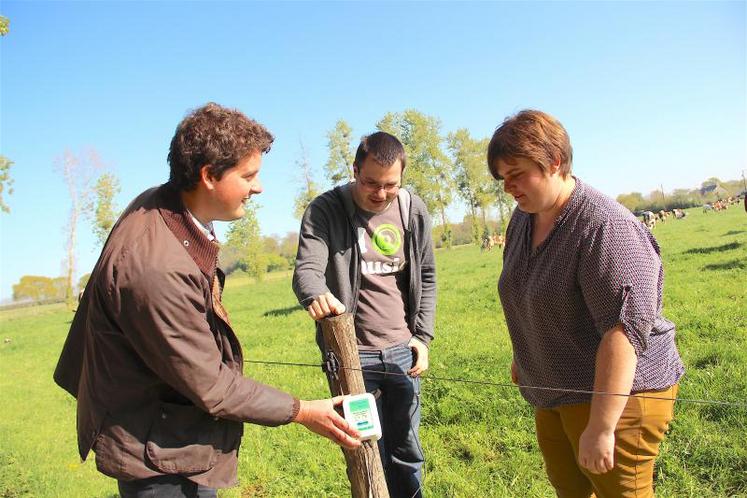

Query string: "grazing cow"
[493, 234, 505, 249]
[703, 203, 714, 213]
[481, 234, 505, 252]
[642, 211, 657, 230]
[673, 208, 687, 219]
[481, 236, 494, 252]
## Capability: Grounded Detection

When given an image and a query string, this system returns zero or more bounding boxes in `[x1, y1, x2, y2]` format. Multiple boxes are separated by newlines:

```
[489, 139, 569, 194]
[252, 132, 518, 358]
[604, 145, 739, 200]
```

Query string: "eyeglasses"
[358, 178, 401, 193]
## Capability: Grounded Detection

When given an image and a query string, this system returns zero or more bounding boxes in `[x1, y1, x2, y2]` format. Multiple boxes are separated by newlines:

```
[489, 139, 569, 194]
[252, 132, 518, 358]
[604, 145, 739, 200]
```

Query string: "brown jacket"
[54, 184, 299, 488]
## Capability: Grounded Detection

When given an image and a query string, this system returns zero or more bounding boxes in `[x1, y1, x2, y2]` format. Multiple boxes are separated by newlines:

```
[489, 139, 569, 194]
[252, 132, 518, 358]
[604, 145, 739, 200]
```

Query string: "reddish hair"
[487, 110, 573, 180]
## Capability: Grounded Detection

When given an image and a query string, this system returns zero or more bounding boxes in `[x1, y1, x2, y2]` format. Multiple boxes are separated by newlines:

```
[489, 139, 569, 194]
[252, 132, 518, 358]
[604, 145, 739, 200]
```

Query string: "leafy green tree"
[647, 190, 666, 212]
[293, 142, 321, 219]
[486, 179, 512, 234]
[377, 110, 454, 248]
[0, 155, 13, 213]
[616, 192, 646, 212]
[12, 275, 66, 302]
[87, 172, 121, 246]
[225, 200, 267, 280]
[0, 15, 9, 36]
[325, 120, 355, 185]
[448, 129, 495, 244]
[701, 177, 722, 189]
[278, 231, 298, 266]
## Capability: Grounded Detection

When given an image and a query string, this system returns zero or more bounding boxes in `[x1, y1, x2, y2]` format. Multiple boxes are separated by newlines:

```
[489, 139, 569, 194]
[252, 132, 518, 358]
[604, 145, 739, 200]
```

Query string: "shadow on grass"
[693, 352, 722, 369]
[684, 241, 743, 255]
[701, 259, 746, 272]
[262, 305, 302, 317]
[723, 230, 745, 236]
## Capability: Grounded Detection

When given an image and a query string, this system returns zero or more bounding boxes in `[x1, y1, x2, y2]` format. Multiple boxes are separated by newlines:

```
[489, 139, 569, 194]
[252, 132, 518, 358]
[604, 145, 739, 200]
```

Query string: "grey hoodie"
[292, 183, 436, 349]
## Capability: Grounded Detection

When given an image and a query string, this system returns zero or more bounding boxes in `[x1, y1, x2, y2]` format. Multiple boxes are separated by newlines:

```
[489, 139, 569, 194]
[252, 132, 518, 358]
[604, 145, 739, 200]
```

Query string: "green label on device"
[350, 399, 371, 412]
[349, 398, 374, 430]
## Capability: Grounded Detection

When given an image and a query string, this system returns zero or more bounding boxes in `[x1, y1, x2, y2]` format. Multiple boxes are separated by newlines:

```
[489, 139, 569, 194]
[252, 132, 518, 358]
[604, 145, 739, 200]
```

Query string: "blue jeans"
[118, 475, 216, 498]
[359, 343, 424, 498]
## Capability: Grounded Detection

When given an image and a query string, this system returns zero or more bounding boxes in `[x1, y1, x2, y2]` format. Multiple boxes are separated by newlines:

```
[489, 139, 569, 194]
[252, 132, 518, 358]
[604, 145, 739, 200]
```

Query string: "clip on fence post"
[322, 350, 340, 383]
[320, 313, 389, 498]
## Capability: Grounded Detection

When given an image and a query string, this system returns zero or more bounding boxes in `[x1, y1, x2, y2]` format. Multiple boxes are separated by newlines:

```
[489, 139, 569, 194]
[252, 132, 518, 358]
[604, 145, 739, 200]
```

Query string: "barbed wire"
[244, 358, 747, 409]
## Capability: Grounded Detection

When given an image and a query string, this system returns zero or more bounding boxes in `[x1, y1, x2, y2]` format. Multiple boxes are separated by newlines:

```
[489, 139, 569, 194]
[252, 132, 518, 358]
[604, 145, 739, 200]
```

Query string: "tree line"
[616, 176, 746, 213]
[218, 109, 514, 281]
[7, 149, 120, 306]
[7, 108, 746, 304]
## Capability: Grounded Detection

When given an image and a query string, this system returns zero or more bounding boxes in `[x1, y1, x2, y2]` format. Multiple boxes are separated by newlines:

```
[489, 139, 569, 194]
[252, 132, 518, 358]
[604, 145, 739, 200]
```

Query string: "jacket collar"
[156, 183, 219, 279]
[336, 181, 412, 229]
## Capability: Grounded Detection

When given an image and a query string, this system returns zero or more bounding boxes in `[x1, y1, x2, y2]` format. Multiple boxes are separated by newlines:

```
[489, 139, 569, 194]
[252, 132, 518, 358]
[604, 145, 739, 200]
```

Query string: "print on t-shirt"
[354, 197, 411, 349]
[358, 223, 407, 275]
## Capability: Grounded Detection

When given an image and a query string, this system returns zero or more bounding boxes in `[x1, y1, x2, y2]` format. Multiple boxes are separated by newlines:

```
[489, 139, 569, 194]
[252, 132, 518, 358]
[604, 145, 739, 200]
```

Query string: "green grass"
[1, 206, 745, 497]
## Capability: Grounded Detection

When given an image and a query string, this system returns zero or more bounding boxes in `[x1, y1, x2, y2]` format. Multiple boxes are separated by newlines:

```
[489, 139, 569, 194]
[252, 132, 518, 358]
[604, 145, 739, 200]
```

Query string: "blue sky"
[1, 1, 745, 301]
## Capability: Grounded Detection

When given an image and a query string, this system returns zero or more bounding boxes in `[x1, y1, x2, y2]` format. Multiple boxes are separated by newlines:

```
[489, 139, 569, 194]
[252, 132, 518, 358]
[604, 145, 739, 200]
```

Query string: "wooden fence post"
[320, 313, 390, 498]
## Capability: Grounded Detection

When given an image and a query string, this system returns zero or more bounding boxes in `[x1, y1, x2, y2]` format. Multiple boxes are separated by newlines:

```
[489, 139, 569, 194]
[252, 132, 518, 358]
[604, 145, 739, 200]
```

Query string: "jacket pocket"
[145, 402, 221, 474]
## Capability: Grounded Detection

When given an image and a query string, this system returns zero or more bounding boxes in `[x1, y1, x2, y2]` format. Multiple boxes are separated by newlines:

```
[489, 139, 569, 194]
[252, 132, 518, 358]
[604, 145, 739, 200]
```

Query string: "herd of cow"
[702, 197, 740, 213]
[640, 209, 686, 230]
[480, 196, 743, 252]
[641, 197, 742, 230]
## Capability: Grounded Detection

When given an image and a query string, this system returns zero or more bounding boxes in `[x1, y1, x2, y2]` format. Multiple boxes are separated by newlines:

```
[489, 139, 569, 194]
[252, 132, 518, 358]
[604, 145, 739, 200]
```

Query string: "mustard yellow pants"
[535, 385, 678, 498]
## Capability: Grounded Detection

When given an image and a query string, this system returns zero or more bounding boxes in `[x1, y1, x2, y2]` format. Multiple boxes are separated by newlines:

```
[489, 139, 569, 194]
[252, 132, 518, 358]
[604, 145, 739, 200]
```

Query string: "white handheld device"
[342, 393, 382, 442]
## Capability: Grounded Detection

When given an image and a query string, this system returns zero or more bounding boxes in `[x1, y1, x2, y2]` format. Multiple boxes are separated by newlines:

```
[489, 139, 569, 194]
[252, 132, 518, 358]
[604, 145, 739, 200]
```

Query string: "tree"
[325, 119, 355, 186]
[12, 275, 66, 302]
[56, 149, 103, 308]
[448, 129, 494, 244]
[0, 155, 13, 213]
[485, 179, 512, 234]
[78, 273, 91, 293]
[377, 110, 454, 248]
[293, 141, 321, 219]
[0, 15, 9, 36]
[225, 200, 267, 280]
[87, 172, 121, 246]
[616, 192, 646, 212]
[278, 231, 299, 266]
[701, 177, 722, 189]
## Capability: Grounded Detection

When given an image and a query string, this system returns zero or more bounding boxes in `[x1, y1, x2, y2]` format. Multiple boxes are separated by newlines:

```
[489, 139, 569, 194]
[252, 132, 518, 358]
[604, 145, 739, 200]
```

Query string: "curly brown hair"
[168, 103, 274, 190]
[487, 110, 573, 180]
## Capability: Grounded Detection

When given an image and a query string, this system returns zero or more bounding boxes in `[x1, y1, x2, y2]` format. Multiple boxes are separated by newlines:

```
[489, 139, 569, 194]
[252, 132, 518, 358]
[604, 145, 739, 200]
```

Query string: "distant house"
[699, 183, 729, 197]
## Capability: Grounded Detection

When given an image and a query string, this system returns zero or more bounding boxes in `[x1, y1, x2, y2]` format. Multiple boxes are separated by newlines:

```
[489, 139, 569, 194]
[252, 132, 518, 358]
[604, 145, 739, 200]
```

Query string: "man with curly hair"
[54, 103, 360, 497]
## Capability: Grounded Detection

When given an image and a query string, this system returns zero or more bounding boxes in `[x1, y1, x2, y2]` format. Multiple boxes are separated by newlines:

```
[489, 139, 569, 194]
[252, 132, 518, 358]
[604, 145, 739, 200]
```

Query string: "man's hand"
[407, 337, 429, 377]
[306, 292, 346, 320]
[578, 425, 615, 474]
[293, 396, 361, 450]
[510, 359, 518, 384]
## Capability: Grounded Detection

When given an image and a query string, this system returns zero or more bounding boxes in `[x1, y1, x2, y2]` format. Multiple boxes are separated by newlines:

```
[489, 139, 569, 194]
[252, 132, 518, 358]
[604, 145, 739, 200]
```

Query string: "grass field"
[1, 206, 745, 497]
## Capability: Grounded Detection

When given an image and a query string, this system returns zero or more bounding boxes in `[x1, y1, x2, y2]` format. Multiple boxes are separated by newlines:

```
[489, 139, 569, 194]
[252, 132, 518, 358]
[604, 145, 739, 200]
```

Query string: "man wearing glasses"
[293, 131, 436, 497]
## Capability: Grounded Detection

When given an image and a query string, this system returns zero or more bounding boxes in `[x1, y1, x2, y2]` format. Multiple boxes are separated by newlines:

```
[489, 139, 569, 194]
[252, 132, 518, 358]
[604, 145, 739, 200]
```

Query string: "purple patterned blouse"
[498, 178, 684, 408]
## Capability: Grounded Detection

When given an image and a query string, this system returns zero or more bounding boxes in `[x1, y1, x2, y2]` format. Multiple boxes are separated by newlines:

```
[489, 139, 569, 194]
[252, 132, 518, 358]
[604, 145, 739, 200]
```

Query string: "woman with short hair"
[489, 110, 684, 498]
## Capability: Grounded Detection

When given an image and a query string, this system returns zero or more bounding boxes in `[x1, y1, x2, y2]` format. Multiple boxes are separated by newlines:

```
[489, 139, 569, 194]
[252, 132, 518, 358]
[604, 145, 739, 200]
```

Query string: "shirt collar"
[157, 183, 219, 279]
[187, 210, 215, 241]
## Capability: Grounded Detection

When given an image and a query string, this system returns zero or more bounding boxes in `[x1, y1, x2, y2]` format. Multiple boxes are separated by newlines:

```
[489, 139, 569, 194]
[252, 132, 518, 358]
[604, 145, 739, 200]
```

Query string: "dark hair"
[167, 102, 274, 190]
[353, 131, 407, 172]
[487, 109, 573, 180]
